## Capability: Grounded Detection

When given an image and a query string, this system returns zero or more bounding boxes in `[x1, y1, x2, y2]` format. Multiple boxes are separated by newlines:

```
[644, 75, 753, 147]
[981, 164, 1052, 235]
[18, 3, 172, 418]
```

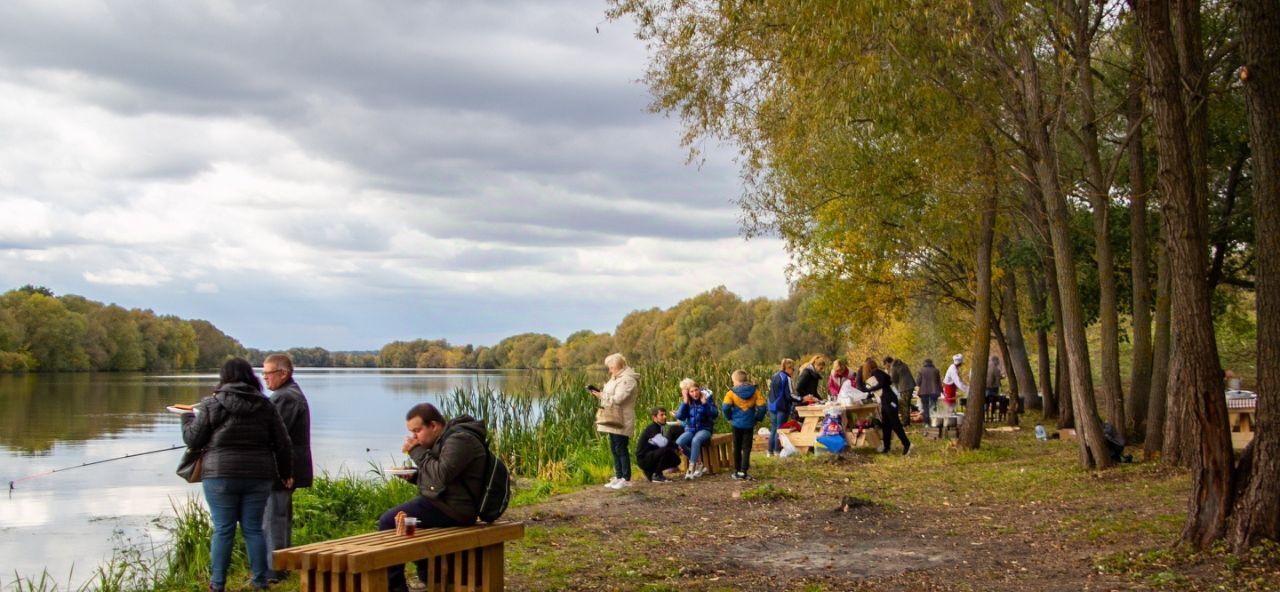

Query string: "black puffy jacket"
[182, 382, 292, 482]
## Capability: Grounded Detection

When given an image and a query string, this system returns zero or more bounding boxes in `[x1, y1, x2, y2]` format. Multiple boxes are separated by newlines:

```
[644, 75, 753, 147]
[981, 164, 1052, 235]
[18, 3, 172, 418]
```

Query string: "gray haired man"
[262, 353, 313, 582]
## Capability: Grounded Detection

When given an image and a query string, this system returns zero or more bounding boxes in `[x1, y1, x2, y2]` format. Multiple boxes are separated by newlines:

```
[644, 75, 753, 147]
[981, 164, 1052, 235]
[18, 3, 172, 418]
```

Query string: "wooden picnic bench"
[272, 521, 524, 592]
[678, 432, 733, 474]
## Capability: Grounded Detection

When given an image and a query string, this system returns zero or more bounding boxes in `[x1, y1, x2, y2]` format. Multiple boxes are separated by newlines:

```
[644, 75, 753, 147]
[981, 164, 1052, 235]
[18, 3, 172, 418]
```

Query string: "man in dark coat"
[635, 407, 683, 482]
[262, 353, 313, 582]
[381, 403, 489, 592]
[885, 357, 917, 426]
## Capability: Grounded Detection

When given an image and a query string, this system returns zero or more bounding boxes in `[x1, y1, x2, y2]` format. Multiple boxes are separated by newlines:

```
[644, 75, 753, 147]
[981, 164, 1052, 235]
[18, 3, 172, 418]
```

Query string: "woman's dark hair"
[406, 402, 446, 426]
[219, 357, 263, 391]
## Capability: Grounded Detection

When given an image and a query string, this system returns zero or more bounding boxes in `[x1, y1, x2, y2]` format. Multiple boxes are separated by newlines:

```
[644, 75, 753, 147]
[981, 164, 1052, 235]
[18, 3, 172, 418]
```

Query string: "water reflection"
[0, 368, 529, 588]
[0, 373, 209, 454]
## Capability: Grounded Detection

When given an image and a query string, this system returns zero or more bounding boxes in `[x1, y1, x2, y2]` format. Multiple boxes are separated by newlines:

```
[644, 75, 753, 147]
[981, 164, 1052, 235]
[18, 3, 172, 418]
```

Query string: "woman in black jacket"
[794, 355, 828, 403]
[182, 358, 292, 592]
[861, 358, 911, 455]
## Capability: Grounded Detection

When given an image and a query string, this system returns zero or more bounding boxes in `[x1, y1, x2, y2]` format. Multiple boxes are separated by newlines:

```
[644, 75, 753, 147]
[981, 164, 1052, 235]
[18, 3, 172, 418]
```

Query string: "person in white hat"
[942, 354, 969, 414]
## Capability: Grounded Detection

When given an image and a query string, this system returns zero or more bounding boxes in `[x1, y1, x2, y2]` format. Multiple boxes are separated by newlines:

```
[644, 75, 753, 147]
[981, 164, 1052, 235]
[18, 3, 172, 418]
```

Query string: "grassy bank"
[12, 361, 1276, 591]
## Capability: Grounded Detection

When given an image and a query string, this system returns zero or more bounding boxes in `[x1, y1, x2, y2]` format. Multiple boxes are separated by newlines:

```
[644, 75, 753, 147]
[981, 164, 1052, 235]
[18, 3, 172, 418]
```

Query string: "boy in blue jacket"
[675, 378, 718, 479]
[723, 369, 768, 480]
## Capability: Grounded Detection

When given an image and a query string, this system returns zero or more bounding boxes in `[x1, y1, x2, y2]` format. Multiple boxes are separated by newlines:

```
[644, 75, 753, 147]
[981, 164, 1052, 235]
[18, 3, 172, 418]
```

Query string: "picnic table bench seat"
[273, 521, 524, 592]
[678, 432, 733, 474]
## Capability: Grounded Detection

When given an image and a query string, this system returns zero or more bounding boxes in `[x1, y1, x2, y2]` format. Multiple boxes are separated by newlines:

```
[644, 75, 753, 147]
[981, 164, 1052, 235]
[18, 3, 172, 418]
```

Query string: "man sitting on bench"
[381, 403, 488, 592]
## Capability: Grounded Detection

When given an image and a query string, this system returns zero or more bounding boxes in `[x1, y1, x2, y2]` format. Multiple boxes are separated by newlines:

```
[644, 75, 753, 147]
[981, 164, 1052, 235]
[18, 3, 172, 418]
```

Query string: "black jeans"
[609, 434, 631, 480]
[378, 497, 468, 590]
[881, 414, 911, 452]
[732, 427, 754, 474]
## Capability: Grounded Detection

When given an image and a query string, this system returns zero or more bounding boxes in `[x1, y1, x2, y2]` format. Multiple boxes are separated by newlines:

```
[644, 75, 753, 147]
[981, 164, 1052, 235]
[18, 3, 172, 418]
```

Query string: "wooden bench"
[273, 521, 524, 592]
[678, 432, 733, 474]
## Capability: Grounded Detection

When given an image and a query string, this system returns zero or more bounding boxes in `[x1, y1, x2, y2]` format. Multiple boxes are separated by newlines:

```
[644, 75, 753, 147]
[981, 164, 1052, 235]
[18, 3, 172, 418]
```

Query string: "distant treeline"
[308, 286, 840, 369]
[0, 285, 242, 372]
[2, 284, 840, 372]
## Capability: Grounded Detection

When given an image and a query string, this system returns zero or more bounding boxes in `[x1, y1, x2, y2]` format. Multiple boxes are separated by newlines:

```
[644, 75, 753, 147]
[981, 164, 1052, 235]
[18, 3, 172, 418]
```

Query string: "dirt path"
[501, 433, 1177, 591]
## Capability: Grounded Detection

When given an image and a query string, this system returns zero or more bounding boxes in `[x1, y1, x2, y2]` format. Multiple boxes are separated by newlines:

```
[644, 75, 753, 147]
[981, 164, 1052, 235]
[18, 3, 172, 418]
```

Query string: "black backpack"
[446, 424, 512, 524]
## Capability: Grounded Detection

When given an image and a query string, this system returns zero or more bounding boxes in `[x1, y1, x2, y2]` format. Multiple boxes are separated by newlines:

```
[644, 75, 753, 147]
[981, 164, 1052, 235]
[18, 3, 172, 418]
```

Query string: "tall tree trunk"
[1057, 323, 1075, 430]
[1145, 241, 1172, 459]
[1003, 267, 1036, 425]
[1026, 269, 1055, 415]
[1127, 62, 1155, 443]
[1172, 0, 1212, 243]
[1229, 0, 1280, 552]
[1015, 37, 1110, 467]
[1072, 0, 1126, 433]
[1132, 0, 1231, 549]
[959, 139, 998, 450]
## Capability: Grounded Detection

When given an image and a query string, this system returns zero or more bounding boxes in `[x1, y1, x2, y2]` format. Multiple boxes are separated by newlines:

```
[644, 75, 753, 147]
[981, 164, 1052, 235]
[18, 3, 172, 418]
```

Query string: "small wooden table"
[787, 403, 879, 453]
[272, 521, 524, 592]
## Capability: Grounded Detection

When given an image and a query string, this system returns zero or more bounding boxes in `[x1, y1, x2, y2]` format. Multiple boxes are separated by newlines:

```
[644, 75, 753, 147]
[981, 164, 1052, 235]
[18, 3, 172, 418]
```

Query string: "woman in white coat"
[591, 353, 640, 490]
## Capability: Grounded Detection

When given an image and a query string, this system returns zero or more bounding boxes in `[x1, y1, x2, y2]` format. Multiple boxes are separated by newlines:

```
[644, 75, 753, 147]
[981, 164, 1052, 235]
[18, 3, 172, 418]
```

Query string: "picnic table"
[786, 402, 879, 454]
[1228, 395, 1257, 450]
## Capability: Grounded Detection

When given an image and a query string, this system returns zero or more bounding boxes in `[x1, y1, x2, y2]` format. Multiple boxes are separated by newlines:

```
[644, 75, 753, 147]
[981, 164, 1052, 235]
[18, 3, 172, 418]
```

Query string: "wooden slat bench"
[273, 521, 524, 592]
[677, 432, 734, 475]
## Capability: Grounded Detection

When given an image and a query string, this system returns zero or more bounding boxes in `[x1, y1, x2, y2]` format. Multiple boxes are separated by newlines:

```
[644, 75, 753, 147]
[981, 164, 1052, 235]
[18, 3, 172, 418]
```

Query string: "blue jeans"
[768, 410, 788, 454]
[378, 496, 468, 590]
[203, 478, 273, 590]
[608, 434, 631, 480]
[676, 429, 712, 465]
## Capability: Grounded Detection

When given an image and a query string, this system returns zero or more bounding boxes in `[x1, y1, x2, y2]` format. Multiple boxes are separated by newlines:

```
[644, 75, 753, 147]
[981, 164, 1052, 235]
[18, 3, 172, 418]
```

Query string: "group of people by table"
[592, 350, 1004, 489]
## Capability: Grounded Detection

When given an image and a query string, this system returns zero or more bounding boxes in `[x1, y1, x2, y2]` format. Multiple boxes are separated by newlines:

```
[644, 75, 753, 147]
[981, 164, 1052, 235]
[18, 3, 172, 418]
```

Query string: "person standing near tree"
[261, 353, 312, 583]
[886, 356, 917, 426]
[943, 354, 969, 414]
[862, 358, 911, 455]
[916, 359, 943, 427]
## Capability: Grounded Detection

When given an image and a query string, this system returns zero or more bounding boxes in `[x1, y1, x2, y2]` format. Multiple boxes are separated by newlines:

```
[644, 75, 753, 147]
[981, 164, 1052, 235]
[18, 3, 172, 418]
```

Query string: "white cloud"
[84, 268, 169, 286]
[0, 0, 791, 349]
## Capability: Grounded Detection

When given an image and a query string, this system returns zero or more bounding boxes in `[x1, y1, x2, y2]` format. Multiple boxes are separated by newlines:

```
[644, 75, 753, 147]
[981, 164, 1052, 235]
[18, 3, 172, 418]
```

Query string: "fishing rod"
[8, 444, 185, 491]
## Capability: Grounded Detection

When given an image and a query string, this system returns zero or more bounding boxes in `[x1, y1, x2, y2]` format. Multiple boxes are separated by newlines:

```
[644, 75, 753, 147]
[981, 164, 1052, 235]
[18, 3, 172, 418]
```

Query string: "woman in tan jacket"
[591, 353, 640, 489]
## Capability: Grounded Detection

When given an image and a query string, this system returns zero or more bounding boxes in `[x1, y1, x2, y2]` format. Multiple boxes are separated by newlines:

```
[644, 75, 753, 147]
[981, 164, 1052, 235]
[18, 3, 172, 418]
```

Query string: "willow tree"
[608, 1, 1009, 423]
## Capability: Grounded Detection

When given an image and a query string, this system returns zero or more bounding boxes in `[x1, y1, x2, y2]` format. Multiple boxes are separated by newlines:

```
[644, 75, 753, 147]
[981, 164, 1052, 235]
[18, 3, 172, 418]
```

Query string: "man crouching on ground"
[380, 403, 487, 592]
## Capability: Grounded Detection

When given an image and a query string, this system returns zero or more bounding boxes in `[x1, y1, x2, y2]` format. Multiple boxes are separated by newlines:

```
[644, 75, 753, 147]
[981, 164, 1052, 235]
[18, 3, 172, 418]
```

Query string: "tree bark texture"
[1071, 0, 1126, 433]
[1026, 269, 1054, 414]
[959, 140, 998, 450]
[1145, 242, 1172, 458]
[1132, 0, 1232, 549]
[1014, 38, 1110, 468]
[1003, 268, 1036, 424]
[1228, 0, 1280, 552]
[1126, 63, 1155, 443]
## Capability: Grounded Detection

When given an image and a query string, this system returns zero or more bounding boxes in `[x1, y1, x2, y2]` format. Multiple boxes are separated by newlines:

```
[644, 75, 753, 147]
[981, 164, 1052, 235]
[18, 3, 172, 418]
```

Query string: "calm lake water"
[0, 368, 528, 587]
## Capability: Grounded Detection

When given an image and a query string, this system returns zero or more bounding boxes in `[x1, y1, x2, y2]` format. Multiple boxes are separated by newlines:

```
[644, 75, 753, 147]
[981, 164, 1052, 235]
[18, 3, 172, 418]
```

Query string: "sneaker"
[650, 474, 669, 483]
[903, 442, 913, 456]
[876, 446, 888, 454]
[684, 470, 695, 481]
[692, 463, 706, 478]
[731, 471, 744, 480]
[740, 473, 755, 481]
[616, 479, 633, 488]
[603, 477, 620, 489]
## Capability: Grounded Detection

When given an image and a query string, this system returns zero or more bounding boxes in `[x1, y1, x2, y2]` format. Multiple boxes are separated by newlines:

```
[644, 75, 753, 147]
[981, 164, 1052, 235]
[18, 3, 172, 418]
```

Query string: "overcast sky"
[0, 0, 789, 350]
